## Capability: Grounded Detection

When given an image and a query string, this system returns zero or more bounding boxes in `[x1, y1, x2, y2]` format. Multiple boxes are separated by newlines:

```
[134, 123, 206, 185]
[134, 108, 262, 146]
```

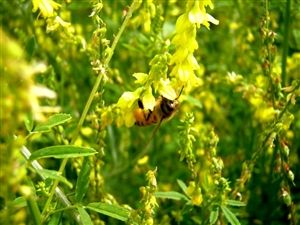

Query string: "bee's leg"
[145, 110, 152, 121]
[138, 99, 144, 109]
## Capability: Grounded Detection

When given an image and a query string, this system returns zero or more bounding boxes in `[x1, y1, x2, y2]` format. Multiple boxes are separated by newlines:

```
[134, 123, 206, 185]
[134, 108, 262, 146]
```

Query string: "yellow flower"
[188, 0, 219, 28]
[142, 86, 156, 111]
[32, 0, 61, 18]
[116, 88, 143, 127]
[157, 79, 177, 100]
[186, 181, 203, 206]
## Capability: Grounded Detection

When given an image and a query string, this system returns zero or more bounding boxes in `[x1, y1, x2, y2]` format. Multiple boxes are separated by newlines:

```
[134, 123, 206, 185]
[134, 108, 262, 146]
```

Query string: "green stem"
[27, 197, 42, 225]
[281, 0, 291, 86]
[265, 0, 276, 106]
[41, 0, 138, 220]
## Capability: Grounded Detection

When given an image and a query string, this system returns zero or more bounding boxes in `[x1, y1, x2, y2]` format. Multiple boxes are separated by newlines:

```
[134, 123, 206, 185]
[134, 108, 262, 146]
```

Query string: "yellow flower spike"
[175, 14, 191, 34]
[169, 47, 189, 65]
[149, 195, 158, 208]
[32, 0, 61, 18]
[188, 1, 205, 25]
[177, 63, 194, 83]
[188, 0, 219, 28]
[186, 181, 203, 206]
[146, 169, 157, 188]
[187, 54, 200, 70]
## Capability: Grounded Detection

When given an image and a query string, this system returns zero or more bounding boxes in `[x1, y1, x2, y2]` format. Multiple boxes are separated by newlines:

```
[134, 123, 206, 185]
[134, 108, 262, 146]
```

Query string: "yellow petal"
[158, 79, 177, 100]
[133, 72, 148, 85]
[142, 86, 156, 110]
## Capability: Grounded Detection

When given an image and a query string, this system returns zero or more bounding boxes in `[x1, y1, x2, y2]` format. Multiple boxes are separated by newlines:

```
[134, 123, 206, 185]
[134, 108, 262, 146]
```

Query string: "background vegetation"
[1, 0, 300, 224]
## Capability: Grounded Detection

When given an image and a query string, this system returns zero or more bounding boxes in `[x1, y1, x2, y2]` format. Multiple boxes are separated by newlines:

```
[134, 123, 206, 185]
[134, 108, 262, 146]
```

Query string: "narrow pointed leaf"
[24, 113, 34, 132]
[87, 202, 130, 221]
[154, 191, 189, 201]
[177, 179, 188, 196]
[225, 200, 246, 207]
[221, 205, 241, 225]
[34, 113, 72, 132]
[29, 145, 97, 161]
[36, 168, 73, 188]
[209, 206, 219, 224]
[12, 197, 27, 208]
[78, 206, 93, 225]
[75, 158, 91, 202]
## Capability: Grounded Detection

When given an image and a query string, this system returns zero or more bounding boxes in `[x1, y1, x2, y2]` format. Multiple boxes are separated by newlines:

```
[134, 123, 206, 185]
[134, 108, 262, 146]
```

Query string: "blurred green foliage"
[0, 0, 300, 224]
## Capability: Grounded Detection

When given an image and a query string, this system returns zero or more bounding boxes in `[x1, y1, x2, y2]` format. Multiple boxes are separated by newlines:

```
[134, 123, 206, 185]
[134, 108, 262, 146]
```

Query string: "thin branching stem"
[281, 0, 291, 86]
[264, 0, 276, 106]
[41, 0, 138, 220]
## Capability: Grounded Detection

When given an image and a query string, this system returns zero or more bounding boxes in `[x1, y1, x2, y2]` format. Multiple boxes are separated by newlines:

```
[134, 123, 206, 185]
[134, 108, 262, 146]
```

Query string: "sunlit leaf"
[75, 158, 91, 202]
[12, 197, 27, 208]
[36, 168, 73, 188]
[209, 206, 219, 224]
[225, 200, 246, 207]
[24, 113, 34, 132]
[87, 202, 130, 221]
[34, 113, 72, 132]
[221, 205, 241, 225]
[154, 191, 189, 201]
[29, 145, 97, 161]
[177, 179, 189, 196]
[78, 206, 93, 225]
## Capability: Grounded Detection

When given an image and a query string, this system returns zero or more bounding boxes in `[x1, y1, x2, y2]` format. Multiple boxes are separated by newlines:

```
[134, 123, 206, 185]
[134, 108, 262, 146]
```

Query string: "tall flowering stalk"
[170, 0, 219, 87]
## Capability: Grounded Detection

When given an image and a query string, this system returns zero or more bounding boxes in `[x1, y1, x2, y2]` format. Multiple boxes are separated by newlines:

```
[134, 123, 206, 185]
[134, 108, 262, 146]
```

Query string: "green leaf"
[184, 95, 202, 109]
[87, 202, 130, 222]
[154, 191, 189, 201]
[26, 197, 42, 225]
[25, 35, 37, 58]
[29, 145, 97, 161]
[221, 205, 241, 225]
[34, 113, 72, 132]
[225, 200, 246, 207]
[209, 206, 219, 224]
[75, 158, 91, 202]
[11, 197, 27, 208]
[292, 29, 300, 48]
[177, 179, 188, 196]
[36, 169, 73, 188]
[48, 213, 62, 225]
[24, 113, 34, 132]
[78, 206, 93, 225]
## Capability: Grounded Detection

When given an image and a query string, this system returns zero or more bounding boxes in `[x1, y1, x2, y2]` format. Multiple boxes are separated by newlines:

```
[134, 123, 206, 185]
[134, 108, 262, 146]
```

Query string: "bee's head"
[167, 99, 179, 110]
[161, 98, 179, 118]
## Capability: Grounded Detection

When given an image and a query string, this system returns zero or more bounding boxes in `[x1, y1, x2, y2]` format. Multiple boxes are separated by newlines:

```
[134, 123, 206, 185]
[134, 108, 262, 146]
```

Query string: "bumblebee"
[134, 88, 183, 126]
